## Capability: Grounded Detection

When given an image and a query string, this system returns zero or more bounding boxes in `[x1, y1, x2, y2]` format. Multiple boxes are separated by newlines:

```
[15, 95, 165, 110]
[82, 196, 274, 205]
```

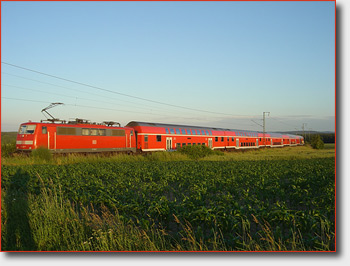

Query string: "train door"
[126, 131, 130, 148]
[208, 138, 212, 149]
[47, 126, 56, 150]
[236, 138, 239, 148]
[166, 137, 172, 150]
[256, 138, 259, 147]
[125, 130, 133, 148]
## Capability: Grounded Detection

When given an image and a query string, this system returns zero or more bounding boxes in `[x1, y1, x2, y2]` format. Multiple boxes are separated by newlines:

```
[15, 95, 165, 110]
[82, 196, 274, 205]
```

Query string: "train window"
[91, 129, 98, 136]
[181, 129, 186, 134]
[130, 130, 134, 136]
[188, 143, 191, 146]
[42, 126, 47, 134]
[198, 143, 201, 145]
[205, 130, 209, 135]
[111, 129, 125, 136]
[57, 127, 77, 135]
[170, 128, 175, 134]
[221, 137, 224, 142]
[192, 129, 196, 135]
[156, 135, 162, 142]
[145, 135, 148, 142]
[182, 143, 186, 146]
[215, 137, 218, 142]
[176, 143, 181, 149]
[19, 125, 36, 134]
[201, 130, 205, 135]
[165, 128, 169, 134]
[82, 128, 90, 135]
[232, 137, 234, 141]
[176, 129, 180, 134]
[186, 129, 191, 135]
[202, 143, 205, 145]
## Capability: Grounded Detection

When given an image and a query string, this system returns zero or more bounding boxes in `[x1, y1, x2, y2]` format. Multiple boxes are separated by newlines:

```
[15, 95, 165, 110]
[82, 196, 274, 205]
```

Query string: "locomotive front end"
[16, 123, 37, 151]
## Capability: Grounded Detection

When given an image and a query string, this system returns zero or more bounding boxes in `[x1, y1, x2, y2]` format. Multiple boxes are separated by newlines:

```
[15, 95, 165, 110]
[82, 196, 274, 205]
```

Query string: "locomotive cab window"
[19, 125, 36, 134]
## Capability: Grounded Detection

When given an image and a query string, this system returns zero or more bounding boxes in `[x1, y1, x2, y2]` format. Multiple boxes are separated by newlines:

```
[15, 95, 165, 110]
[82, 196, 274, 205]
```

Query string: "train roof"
[126, 121, 258, 133]
[126, 121, 303, 139]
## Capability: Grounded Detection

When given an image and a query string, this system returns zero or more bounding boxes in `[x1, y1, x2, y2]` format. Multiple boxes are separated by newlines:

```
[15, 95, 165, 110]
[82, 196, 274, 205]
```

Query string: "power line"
[1, 96, 237, 123]
[2, 62, 258, 117]
[269, 116, 302, 131]
[1, 96, 171, 117]
[1, 83, 201, 115]
[1, 71, 193, 113]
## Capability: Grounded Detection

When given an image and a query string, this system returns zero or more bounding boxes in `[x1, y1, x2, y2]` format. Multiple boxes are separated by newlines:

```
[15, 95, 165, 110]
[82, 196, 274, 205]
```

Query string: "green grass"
[1, 145, 335, 166]
[1, 153, 335, 251]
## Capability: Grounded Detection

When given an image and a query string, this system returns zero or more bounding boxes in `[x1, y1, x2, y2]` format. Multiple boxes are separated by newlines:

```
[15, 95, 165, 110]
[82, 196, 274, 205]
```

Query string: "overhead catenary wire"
[1, 96, 187, 118]
[2, 62, 259, 118]
[1, 83, 205, 116]
[1, 71, 194, 113]
[2, 96, 262, 129]
[269, 116, 302, 131]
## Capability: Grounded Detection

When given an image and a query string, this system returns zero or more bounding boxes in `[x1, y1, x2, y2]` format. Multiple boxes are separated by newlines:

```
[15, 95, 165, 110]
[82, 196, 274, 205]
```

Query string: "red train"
[16, 119, 304, 153]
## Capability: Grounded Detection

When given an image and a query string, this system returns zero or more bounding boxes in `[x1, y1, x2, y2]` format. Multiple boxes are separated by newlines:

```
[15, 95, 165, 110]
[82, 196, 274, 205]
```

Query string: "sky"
[1, 1, 335, 132]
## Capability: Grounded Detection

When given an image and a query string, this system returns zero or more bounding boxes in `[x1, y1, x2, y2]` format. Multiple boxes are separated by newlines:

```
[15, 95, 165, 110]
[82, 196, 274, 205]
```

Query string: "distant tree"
[311, 134, 324, 149]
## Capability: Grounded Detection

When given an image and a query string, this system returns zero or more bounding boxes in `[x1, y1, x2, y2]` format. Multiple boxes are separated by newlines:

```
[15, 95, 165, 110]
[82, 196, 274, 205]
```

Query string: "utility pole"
[263, 112, 270, 147]
[302, 123, 307, 141]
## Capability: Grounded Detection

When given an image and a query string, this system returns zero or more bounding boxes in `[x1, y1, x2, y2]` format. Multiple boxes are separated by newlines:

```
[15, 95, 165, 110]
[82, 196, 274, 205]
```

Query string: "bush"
[31, 147, 53, 162]
[178, 145, 223, 159]
[1, 141, 16, 157]
[310, 135, 324, 150]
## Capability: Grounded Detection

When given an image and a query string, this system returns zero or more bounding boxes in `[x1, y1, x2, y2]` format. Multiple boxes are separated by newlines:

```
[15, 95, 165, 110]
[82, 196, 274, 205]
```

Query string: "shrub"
[1, 141, 16, 157]
[310, 135, 324, 150]
[31, 147, 53, 162]
[178, 145, 223, 159]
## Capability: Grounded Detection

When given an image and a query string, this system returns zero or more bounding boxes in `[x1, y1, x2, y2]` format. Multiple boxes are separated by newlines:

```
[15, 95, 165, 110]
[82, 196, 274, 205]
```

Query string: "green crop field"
[1, 146, 335, 251]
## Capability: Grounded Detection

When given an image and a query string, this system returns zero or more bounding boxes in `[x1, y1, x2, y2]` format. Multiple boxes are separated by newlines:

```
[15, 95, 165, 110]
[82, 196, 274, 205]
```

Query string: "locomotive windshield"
[19, 124, 36, 134]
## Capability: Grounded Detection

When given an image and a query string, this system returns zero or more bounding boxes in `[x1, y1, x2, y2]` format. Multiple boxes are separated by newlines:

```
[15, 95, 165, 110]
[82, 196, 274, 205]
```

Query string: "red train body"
[16, 120, 304, 153]
[16, 121, 136, 153]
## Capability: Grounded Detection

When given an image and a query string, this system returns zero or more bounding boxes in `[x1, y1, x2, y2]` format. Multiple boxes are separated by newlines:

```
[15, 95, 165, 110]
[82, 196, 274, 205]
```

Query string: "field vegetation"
[1, 141, 335, 251]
